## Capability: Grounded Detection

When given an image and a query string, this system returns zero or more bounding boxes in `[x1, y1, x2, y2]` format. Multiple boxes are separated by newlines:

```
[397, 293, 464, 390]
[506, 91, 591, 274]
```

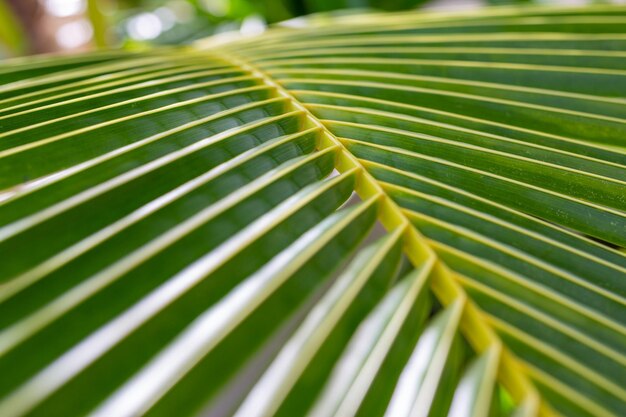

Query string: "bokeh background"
[0, 0, 624, 57]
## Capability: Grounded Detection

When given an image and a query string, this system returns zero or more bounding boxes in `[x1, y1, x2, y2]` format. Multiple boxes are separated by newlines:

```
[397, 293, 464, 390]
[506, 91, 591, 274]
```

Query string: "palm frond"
[0, 5, 625, 417]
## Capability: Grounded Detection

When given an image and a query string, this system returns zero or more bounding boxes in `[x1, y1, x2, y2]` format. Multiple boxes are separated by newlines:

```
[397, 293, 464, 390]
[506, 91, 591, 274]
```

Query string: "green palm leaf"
[0, 0, 26, 56]
[0, 5, 625, 417]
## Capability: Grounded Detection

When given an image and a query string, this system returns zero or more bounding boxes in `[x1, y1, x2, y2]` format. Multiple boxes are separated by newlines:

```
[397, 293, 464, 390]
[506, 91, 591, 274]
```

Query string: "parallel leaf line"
[0, 74, 256, 140]
[382, 181, 626, 278]
[311, 4, 626, 20]
[473, 346, 503, 417]
[319, 262, 434, 417]
[226, 33, 626, 55]
[92, 193, 379, 417]
[295, 90, 626, 160]
[0, 49, 145, 69]
[235, 15, 626, 45]
[402, 208, 626, 324]
[279, 79, 626, 126]
[215, 48, 545, 415]
[265, 67, 626, 107]
[0, 59, 228, 109]
[371, 163, 626, 268]
[403, 297, 467, 416]
[0, 97, 288, 206]
[0, 156, 348, 417]
[0, 83, 269, 160]
[342, 138, 626, 220]
[436, 243, 626, 365]
[328, 120, 626, 188]
[378, 178, 625, 269]
[527, 366, 614, 417]
[0, 53, 192, 94]
[348, 162, 624, 333]
[233, 219, 402, 417]
[250, 46, 626, 62]
[0, 126, 319, 303]
[0, 109, 301, 241]
[311, 104, 626, 177]
[262, 57, 626, 79]
[489, 316, 626, 400]
[0, 66, 240, 120]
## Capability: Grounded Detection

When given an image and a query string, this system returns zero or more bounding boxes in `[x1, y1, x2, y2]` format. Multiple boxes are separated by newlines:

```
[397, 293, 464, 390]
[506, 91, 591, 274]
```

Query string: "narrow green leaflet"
[0, 5, 625, 417]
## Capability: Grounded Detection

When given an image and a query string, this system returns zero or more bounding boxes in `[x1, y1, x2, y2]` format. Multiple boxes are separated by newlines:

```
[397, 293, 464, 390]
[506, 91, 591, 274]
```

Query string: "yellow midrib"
[212, 47, 549, 417]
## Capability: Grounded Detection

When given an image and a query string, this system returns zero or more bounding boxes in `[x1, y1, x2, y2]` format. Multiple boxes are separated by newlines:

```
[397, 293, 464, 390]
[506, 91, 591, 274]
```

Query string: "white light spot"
[200, 0, 228, 17]
[278, 17, 308, 28]
[42, 0, 85, 17]
[126, 12, 163, 41]
[154, 7, 176, 31]
[55, 19, 93, 49]
[168, 0, 194, 23]
[240, 15, 266, 36]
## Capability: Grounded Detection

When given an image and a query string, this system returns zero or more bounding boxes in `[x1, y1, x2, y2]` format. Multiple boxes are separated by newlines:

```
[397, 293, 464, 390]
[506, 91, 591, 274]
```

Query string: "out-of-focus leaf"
[0, 0, 26, 56]
[0, 5, 625, 417]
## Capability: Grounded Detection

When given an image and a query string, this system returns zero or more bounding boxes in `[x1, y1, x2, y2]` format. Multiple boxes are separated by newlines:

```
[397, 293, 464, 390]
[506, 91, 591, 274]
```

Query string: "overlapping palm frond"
[0, 5, 625, 417]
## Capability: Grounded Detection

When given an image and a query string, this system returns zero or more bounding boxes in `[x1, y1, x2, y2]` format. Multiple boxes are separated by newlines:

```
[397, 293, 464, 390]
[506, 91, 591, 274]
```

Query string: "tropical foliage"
[0, 0, 25, 56]
[0, 4, 625, 417]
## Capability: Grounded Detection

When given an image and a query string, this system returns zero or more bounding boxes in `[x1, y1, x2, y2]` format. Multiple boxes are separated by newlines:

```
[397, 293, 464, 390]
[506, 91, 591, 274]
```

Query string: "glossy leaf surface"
[0, 5, 625, 417]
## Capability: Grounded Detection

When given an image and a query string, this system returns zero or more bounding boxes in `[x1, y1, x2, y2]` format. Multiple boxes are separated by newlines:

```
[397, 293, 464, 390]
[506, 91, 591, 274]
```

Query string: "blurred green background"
[0, 0, 622, 58]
